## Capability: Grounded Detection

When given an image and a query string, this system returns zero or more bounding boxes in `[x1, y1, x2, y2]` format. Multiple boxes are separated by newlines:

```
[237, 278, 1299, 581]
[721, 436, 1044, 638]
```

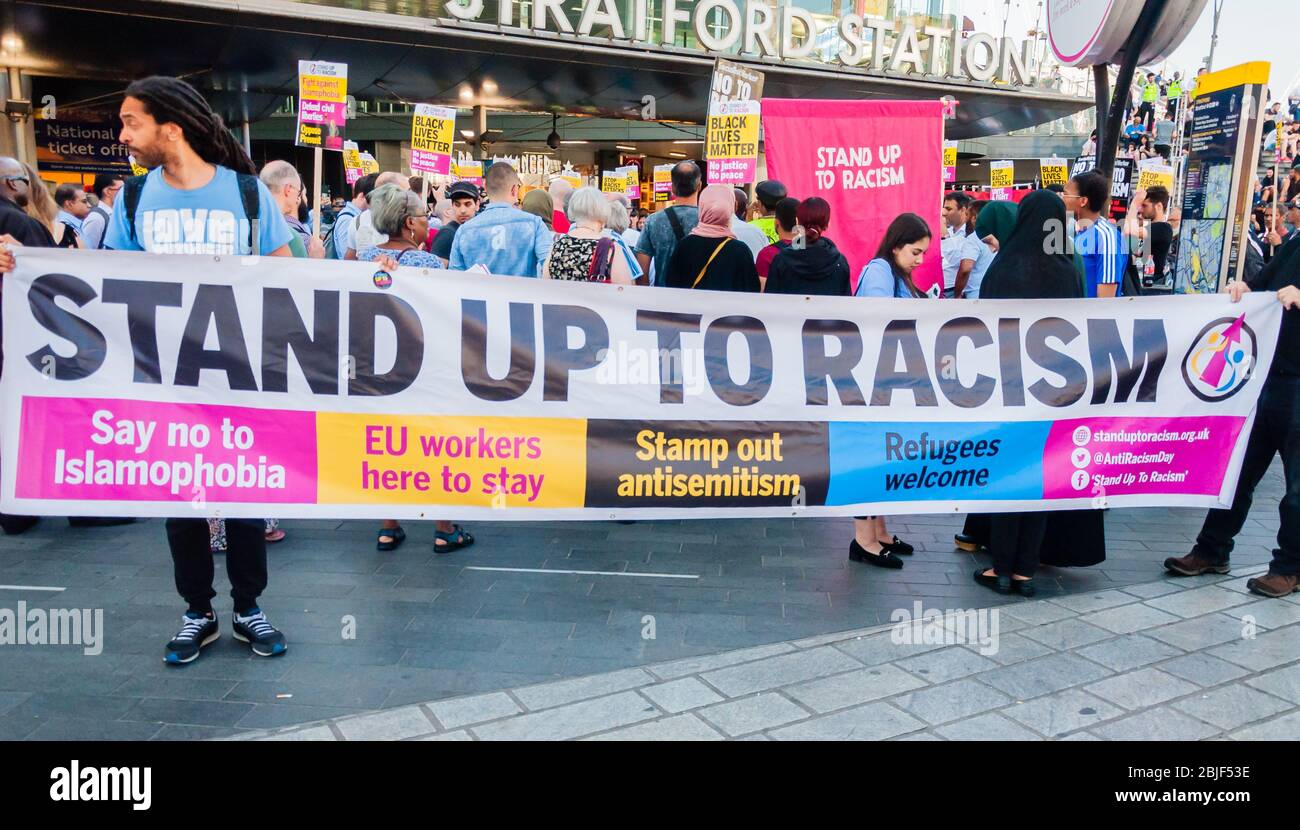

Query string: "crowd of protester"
[0, 74, 1296, 668]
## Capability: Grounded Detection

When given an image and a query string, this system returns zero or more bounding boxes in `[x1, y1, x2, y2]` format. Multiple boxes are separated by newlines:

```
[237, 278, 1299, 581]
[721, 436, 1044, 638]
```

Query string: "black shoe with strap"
[849, 539, 903, 569]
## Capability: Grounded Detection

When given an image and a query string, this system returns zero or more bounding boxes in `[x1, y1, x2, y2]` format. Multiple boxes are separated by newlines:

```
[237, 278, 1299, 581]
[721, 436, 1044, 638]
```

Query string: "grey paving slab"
[1230, 710, 1300, 741]
[638, 677, 725, 714]
[1017, 619, 1114, 651]
[470, 691, 658, 741]
[934, 712, 1042, 741]
[1089, 708, 1222, 741]
[700, 647, 863, 698]
[585, 713, 725, 741]
[697, 693, 810, 737]
[1244, 664, 1300, 705]
[892, 678, 1014, 726]
[1159, 652, 1251, 687]
[1082, 668, 1200, 711]
[512, 668, 655, 711]
[1075, 635, 1185, 673]
[1146, 613, 1256, 651]
[970, 632, 1055, 666]
[978, 653, 1113, 701]
[1080, 603, 1183, 635]
[335, 706, 437, 740]
[784, 665, 928, 714]
[426, 692, 522, 729]
[1209, 626, 1300, 672]
[894, 647, 999, 684]
[1001, 689, 1126, 738]
[647, 643, 797, 680]
[1144, 586, 1256, 619]
[768, 702, 926, 741]
[1171, 684, 1294, 731]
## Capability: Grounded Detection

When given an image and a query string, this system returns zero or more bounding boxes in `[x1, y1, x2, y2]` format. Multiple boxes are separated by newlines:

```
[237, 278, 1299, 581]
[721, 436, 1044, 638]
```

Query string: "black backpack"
[120, 170, 262, 254]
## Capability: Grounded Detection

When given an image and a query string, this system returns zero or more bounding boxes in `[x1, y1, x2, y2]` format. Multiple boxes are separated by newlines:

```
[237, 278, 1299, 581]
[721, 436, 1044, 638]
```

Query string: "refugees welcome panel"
[0, 250, 1280, 520]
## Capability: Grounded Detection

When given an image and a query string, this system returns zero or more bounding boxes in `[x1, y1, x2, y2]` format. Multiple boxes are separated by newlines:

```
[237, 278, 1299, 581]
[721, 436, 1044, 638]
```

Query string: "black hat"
[447, 180, 481, 200]
[755, 180, 787, 209]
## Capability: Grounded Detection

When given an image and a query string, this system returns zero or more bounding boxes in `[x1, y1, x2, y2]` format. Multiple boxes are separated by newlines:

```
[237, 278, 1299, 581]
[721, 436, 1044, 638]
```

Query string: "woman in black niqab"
[973, 190, 1104, 596]
[979, 189, 1082, 301]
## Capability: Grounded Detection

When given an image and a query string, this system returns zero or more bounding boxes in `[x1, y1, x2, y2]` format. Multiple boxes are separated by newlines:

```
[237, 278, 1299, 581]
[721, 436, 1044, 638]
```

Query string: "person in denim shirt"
[449, 162, 552, 277]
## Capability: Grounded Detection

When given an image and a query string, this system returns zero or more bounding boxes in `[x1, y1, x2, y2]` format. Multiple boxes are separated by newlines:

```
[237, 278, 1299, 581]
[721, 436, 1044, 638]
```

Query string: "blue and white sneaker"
[165, 611, 219, 665]
[232, 608, 287, 657]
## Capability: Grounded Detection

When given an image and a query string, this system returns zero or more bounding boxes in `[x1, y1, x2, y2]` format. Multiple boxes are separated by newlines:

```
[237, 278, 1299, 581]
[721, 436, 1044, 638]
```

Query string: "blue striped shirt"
[1076, 219, 1125, 297]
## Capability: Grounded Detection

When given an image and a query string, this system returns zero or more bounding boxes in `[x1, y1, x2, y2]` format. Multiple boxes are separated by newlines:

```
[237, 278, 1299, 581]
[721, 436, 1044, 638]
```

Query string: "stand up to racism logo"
[1182, 313, 1257, 402]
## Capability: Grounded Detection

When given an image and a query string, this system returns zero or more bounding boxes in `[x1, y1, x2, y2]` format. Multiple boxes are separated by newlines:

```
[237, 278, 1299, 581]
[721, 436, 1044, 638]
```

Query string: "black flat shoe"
[1013, 579, 1037, 597]
[849, 539, 903, 569]
[973, 567, 1012, 594]
[880, 536, 914, 556]
[954, 532, 983, 552]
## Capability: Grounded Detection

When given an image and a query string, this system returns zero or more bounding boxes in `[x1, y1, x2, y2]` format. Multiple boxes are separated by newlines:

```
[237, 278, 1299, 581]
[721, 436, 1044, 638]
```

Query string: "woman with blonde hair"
[22, 164, 76, 247]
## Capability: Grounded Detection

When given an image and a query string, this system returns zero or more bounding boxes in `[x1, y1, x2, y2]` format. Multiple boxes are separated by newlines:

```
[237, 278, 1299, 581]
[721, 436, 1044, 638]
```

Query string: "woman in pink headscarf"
[663, 184, 760, 292]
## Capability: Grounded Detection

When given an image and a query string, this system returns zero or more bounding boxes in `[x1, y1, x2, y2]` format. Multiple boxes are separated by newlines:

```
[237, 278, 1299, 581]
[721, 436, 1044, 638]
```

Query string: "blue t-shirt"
[1075, 219, 1126, 298]
[357, 246, 444, 269]
[855, 257, 913, 298]
[958, 232, 996, 298]
[104, 166, 293, 255]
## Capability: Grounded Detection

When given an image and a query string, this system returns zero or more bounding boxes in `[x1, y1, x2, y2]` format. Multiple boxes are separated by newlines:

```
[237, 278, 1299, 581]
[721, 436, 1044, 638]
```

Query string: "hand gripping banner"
[0, 250, 1281, 521]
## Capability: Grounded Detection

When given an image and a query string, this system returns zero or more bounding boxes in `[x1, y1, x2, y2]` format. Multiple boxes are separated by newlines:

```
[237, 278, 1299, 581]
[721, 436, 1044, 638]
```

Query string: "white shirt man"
[81, 173, 125, 250]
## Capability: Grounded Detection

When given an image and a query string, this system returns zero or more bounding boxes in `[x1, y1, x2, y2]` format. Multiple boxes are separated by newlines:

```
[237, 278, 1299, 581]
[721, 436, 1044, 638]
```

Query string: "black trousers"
[990, 513, 1047, 578]
[1193, 375, 1300, 576]
[166, 518, 267, 615]
[1137, 102, 1155, 130]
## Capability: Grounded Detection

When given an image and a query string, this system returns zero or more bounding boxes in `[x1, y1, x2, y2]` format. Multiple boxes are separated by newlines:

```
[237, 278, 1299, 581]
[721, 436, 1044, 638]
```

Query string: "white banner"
[0, 251, 1281, 521]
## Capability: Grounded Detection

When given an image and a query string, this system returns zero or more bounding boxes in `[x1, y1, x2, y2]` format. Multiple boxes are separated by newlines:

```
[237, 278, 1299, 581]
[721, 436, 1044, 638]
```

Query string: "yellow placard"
[601, 171, 624, 193]
[989, 161, 1014, 189]
[342, 142, 362, 173]
[358, 153, 379, 175]
[705, 99, 760, 185]
[943, 145, 958, 168]
[1137, 166, 1175, 193]
[410, 104, 456, 175]
[300, 75, 346, 105]
[1040, 158, 1068, 187]
[315, 414, 588, 508]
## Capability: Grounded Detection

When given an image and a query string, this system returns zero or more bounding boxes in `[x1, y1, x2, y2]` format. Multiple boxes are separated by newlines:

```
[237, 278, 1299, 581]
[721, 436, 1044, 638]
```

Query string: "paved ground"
[0, 461, 1286, 740]
[231, 562, 1300, 741]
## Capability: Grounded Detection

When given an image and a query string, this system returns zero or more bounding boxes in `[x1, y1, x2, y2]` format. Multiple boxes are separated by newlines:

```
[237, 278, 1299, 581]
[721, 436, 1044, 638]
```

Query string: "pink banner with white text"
[761, 99, 945, 294]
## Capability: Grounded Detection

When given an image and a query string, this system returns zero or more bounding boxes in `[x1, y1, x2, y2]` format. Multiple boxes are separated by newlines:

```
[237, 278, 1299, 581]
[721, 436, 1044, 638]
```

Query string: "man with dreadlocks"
[102, 75, 296, 664]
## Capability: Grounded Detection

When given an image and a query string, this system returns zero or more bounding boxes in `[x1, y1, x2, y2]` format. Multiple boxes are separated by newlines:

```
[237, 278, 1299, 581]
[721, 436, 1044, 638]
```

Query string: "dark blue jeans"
[1193, 375, 1300, 576]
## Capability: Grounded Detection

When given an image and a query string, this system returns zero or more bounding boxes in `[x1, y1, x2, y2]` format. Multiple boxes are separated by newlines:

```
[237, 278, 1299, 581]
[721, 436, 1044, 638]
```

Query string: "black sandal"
[849, 539, 903, 569]
[880, 535, 914, 556]
[434, 524, 474, 554]
[377, 526, 406, 552]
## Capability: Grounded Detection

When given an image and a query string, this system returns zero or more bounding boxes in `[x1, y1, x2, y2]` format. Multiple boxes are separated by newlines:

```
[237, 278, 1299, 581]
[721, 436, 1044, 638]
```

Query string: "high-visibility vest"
[1168, 81, 1183, 98]
[1143, 83, 1159, 103]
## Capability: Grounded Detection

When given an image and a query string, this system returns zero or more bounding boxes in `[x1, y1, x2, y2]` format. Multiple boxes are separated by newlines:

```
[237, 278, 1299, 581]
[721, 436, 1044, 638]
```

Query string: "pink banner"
[762, 99, 945, 294]
[16, 397, 318, 504]
[1040, 416, 1247, 500]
